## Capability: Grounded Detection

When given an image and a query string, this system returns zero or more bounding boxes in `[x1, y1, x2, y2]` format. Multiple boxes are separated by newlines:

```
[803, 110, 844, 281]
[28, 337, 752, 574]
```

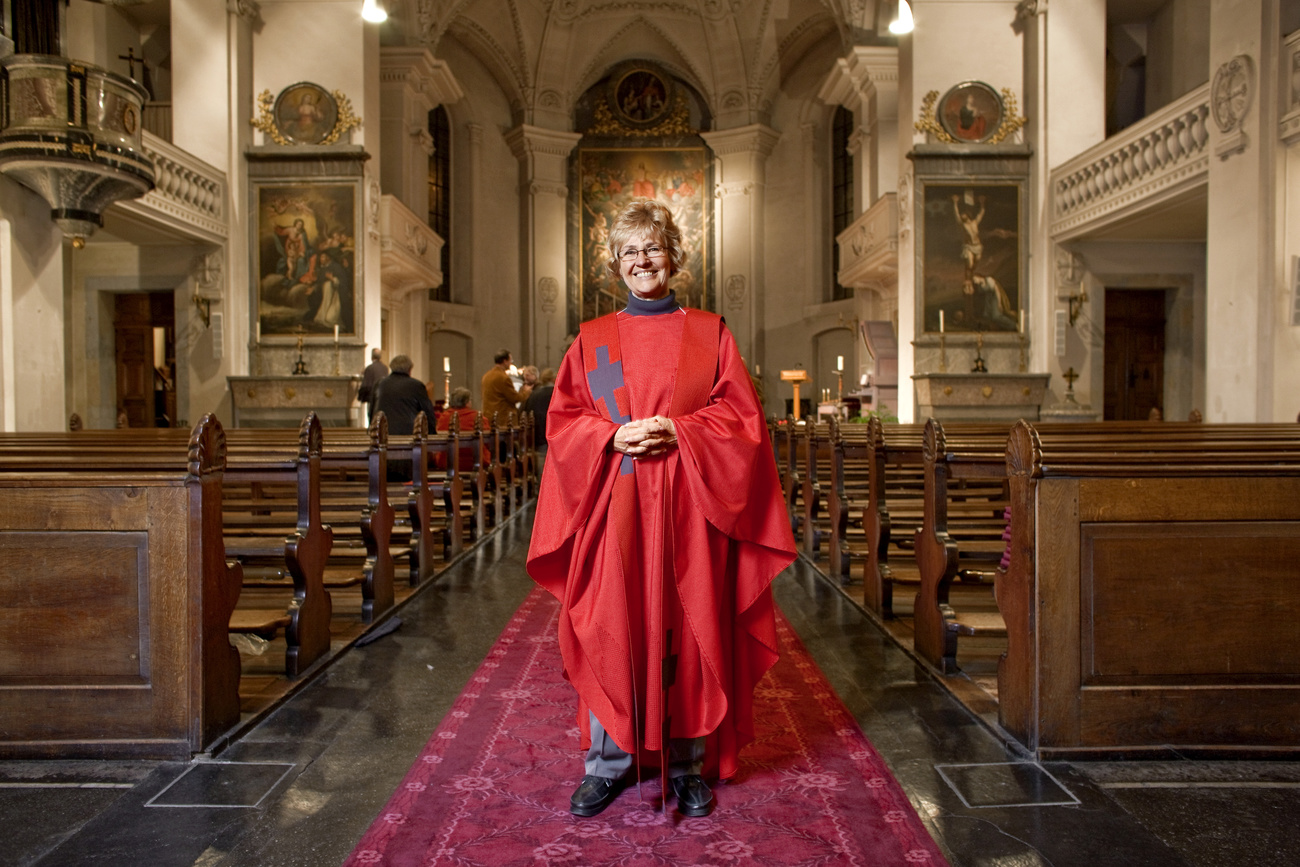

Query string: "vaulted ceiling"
[393, 0, 897, 126]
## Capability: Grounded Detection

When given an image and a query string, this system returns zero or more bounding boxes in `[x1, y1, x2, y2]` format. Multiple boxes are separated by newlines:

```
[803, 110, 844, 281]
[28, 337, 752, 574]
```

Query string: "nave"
[2, 506, 1297, 867]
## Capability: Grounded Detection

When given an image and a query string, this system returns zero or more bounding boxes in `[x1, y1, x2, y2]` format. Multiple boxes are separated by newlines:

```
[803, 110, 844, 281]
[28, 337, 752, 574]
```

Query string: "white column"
[379, 49, 463, 216]
[700, 125, 780, 367]
[818, 47, 900, 210]
[504, 125, 582, 370]
[1020, 0, 1107, 392]
[1204, 0, 1279, 421]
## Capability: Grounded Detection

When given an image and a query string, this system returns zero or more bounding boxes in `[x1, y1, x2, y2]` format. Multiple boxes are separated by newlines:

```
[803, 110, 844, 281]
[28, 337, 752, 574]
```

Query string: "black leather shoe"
[671, 774, 715, 817]
[569, 775, 624, 817]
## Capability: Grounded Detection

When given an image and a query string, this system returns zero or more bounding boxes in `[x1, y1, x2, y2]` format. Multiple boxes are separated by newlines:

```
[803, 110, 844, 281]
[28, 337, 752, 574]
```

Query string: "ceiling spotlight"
[889, 0, 914, 35]
[361, 0, 387, 23]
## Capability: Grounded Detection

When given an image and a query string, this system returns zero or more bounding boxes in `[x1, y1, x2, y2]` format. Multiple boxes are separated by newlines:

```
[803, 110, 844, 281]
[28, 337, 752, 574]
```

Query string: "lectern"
[780, 369, 809, 419]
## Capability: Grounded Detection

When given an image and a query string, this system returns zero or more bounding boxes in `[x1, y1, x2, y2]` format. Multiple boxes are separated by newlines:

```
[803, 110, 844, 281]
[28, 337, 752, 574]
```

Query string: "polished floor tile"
[2, 507, 1298, 867]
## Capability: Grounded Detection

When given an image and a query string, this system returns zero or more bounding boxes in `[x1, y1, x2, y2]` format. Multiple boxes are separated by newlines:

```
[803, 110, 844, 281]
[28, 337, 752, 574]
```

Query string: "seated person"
[435, 387, 489, 472]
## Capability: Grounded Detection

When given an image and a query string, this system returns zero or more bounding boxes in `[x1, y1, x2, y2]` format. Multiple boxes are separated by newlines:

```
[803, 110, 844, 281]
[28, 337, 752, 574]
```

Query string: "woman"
[527, 200, 796, 818]
[435, 387, 488, 472]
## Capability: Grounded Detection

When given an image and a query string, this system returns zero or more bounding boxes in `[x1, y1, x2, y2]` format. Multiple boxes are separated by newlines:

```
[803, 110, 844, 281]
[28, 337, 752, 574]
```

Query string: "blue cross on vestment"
[587, 345, 635, 475]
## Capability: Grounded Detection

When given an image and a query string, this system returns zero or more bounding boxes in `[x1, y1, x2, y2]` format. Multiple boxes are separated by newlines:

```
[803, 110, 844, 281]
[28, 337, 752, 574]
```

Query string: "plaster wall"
[1074, 240, 1206, 422]
[763, 42, 844, 417]
[171, 0, 235, 170]
[0, 179, 64, 431]
[1276, 118, 1300, 422]
[438, 37, 524, 383]
[253, 2, 370, 150]
[1204, 0, 1276, 421]
[910, 0, 1023, 125]
[66, 243, 208, 430]
[65, 2, 140, 74]
[1146, 0, 1211, 112]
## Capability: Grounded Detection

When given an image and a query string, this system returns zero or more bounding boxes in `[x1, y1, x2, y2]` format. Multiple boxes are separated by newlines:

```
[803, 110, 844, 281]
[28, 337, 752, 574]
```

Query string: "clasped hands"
[612, 416, 677, 458]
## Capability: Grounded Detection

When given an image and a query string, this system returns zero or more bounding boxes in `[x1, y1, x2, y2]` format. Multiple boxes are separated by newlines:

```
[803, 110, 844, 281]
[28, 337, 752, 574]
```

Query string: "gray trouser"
[586, 711, 705, 779]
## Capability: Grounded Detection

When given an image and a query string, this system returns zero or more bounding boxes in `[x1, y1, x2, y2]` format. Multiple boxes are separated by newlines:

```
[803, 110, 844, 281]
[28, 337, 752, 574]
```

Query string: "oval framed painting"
[608, 65, 674, 129]
[938, 81, 1003, 144]
[273, 82, 339, 146]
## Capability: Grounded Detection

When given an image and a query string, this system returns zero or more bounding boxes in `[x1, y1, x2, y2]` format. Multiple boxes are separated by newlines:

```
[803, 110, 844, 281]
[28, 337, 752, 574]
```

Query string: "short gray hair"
[390, 354, 414, 374]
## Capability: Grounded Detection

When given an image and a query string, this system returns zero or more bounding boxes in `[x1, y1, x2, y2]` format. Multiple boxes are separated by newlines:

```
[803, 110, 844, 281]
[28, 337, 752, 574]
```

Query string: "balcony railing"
[835, 192, 898, 291]
[1050, 83, 1210, 240]
[379, 194, 445, 301]
[111, 130, 227, 242]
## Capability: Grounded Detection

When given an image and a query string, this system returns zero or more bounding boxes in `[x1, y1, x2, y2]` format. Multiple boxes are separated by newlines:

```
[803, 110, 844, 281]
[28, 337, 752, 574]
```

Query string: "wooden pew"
[999, 420, 1300, 757]
[0, 415, 242, 758]
[221, 413, 333, 678]
[826, 417, 872, 583]
[223, 413, 399, 623]
[863, 418, 926, 617]
[799, 421, 833, 560]
[913, 418, 1011, 674]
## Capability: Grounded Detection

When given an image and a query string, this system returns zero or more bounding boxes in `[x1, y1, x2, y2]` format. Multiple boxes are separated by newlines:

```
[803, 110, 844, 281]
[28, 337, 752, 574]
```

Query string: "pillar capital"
[700, 124, 780, 159]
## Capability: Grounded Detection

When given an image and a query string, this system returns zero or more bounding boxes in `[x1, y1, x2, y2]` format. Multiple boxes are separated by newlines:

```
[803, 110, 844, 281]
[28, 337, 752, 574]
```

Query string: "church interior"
[2, 0, 1300, 864]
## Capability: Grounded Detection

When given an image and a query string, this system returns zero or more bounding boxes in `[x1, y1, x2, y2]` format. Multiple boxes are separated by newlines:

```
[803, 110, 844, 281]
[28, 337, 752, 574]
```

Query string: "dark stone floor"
[4, 506, 1298, 866]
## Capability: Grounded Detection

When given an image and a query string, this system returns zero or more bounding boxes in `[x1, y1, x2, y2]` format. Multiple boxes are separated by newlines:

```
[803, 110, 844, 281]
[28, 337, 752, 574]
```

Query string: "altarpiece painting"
[254, 182, 359, 338]
[577, 148, 710, 323]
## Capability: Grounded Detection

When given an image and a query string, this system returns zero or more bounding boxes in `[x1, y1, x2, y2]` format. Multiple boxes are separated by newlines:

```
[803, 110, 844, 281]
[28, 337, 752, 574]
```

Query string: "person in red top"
[527, 199, 796, 819]
[434, 387, 488, 472]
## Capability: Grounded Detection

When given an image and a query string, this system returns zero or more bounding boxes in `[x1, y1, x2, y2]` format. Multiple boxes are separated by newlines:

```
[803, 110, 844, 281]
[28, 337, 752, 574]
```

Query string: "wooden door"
[114, 293, 176, 428]
[1103, 289, 1166, 420]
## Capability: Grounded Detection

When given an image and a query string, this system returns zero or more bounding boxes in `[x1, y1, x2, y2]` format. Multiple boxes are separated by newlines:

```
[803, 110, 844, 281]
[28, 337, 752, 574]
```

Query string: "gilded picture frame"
[576, 147, 711, 325]
[938, 81, 1004, 144]
[918, 181, 1023, 334]
[273, 82, 339, 146]
[253, 180, 360, 338]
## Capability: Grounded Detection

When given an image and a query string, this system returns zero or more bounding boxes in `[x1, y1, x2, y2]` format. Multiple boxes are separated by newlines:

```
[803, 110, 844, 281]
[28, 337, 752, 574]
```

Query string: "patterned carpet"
[343, 587, 949, 866]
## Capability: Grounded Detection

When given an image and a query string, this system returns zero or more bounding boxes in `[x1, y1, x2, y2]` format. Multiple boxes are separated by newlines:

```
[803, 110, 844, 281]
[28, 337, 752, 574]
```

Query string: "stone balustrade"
[835, 192, 898, 291]
[114, 130, 228, 242]
[1050, 83, 1210, 240]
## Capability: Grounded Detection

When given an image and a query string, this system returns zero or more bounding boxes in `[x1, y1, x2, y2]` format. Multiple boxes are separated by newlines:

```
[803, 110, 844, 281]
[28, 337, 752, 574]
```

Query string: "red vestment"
[434, 408, 488, 471]
[526, 308, 795, 780]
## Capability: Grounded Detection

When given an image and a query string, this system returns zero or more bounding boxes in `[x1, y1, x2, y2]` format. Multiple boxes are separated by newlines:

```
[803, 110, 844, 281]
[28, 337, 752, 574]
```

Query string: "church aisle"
[4, 505, 1297, 866]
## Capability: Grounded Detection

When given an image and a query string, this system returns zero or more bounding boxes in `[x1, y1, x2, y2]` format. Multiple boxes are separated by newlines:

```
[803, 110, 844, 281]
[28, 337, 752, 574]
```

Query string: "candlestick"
[444, 371, 451, 405]
[939, 334, 948, 372]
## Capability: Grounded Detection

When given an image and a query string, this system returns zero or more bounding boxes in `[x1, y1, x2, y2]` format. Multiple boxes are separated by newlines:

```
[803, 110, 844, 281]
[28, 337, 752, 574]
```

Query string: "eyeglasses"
[618, 244, 667, 262]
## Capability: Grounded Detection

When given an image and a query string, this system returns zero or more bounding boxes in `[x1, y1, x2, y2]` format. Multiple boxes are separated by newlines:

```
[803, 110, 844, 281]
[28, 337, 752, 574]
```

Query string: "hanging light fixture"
[361, 0, 388, 23]
[889, 0, 914, 34]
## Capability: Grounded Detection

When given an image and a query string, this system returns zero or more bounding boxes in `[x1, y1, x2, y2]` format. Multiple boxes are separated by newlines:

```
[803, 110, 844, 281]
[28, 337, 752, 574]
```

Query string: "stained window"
[831, 105, 853, 302]
[427, 106, 451, 302]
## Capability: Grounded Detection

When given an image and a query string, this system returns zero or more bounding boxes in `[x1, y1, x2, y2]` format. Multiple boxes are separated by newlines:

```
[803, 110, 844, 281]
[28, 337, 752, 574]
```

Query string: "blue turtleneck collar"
[624, 290, 681, 317]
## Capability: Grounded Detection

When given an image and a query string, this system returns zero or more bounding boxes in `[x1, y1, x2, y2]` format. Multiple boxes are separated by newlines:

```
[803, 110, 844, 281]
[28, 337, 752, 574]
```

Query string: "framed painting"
[919, 181, 1022, 333]
[273, 82, 338, 146]
[253, 180, 359, 338]
[938, 81, 1004, 144]
[576, 148, 710, 324]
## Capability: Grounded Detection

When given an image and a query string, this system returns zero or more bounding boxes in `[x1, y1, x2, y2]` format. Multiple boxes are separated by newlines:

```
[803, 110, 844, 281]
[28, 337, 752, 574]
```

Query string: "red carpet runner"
[343, 588, 949, 866]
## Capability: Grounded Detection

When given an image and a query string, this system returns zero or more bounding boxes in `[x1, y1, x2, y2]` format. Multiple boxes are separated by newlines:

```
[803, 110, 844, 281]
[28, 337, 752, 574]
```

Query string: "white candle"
[1019, 310, 1025, 333]
[755, 364, 761, 375]
[939, 310, 945, 333]
[837, 355, 843, 371]
[333, 324, 339, 342]
[443, 356, 450, 373]
[255, 321, 260, 342]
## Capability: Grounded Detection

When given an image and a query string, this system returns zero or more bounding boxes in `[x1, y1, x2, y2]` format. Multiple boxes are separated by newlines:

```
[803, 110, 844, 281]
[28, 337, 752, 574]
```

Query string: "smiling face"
[618, 232, 673, 300]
